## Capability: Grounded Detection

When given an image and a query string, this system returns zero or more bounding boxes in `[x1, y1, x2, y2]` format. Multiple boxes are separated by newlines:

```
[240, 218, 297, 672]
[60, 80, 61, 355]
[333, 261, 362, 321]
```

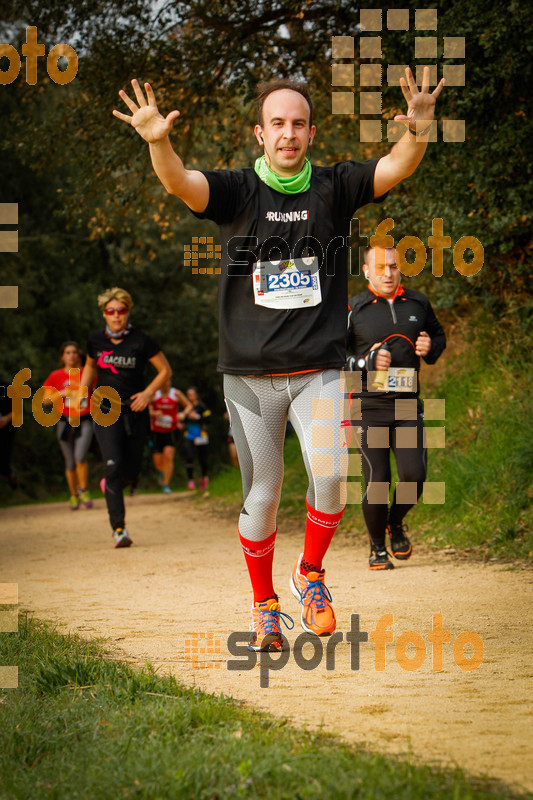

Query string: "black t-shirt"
[192, 160, 384, 375]
[87, 329, 160, 402]
[347, 287, 446, 409]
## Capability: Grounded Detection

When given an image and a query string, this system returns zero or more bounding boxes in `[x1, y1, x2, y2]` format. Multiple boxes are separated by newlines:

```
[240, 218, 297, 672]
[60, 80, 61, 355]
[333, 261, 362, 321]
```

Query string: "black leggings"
[184, 438, 208, 480]
[94, 410, 149, 530]
[358, 406, 426, 549]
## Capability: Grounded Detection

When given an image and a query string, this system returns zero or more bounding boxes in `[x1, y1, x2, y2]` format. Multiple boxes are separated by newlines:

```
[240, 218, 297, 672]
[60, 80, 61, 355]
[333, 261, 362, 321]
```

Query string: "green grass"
[0, 615, 528, 800]
[399, 315, 533, 559]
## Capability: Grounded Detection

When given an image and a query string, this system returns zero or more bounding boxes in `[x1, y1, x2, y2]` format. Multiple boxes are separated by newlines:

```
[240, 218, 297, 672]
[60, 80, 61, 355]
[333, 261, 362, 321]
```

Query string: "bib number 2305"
[253, 257, 321, 310]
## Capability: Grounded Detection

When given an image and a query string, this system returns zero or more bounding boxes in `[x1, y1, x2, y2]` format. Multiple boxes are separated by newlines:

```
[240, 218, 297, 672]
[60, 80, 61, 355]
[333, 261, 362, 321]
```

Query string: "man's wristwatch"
[408, 122, 433, 136]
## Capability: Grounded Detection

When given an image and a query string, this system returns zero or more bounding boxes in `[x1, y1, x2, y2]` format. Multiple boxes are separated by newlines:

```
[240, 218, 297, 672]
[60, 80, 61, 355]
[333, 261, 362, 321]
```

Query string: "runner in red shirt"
[149, 378, 191, 494]
[43, 342, 95, 511]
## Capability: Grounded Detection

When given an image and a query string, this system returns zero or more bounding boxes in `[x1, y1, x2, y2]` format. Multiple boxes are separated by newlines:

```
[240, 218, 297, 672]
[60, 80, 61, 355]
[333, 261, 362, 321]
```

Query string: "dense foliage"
[0, 0, 531, 489]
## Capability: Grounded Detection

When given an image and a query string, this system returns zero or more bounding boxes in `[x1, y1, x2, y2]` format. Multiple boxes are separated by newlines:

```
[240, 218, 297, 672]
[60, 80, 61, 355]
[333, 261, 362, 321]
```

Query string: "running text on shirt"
[265, 210, 309, 222]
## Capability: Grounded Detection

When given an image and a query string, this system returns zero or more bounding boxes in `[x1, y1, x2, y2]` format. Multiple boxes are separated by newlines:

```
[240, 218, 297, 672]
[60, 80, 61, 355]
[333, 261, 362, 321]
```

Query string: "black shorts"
[151, 431, 176, 452]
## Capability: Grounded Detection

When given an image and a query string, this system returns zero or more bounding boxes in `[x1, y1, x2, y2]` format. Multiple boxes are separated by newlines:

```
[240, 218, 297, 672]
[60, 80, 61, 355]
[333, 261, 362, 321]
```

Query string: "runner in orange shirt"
[43, 342, 95, 511]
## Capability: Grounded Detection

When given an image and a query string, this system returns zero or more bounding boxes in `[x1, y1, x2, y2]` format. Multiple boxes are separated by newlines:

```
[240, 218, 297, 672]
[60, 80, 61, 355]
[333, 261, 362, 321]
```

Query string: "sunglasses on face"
[104, 307, 129, 316]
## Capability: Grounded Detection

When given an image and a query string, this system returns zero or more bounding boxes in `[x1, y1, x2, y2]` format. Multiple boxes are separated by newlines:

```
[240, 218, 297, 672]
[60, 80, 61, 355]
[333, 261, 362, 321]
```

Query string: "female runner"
[183, 386, 211, 494]
[81, 288, 171, 547]
[43, 341, 94, 510]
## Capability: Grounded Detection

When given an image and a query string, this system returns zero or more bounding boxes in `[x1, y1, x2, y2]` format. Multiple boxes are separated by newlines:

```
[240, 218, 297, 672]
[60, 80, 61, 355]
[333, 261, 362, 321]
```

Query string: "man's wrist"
[408, 122, 433, 137]
[149, 136, 171, 149]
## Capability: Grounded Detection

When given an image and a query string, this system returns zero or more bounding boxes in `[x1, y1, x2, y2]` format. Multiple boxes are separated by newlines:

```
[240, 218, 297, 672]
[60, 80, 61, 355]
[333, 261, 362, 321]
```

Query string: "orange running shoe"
[386, 521, 413, 560]
[369, 547, 394, 570]
[248, 597, 294, 652]
[289, 554, 336, 636]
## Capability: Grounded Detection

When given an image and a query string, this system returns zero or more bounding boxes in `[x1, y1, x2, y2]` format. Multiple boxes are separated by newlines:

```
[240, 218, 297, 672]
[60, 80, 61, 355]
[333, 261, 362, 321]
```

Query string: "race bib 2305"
[253, 257, 321, 310]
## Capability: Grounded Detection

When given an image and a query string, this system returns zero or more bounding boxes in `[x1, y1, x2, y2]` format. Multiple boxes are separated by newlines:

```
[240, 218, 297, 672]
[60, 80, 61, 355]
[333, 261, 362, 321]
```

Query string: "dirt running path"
[1, 494, 532, 793]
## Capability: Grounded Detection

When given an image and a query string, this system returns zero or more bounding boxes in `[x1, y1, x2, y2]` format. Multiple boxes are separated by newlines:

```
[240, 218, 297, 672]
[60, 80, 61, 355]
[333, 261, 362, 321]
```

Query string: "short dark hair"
[256, 80, 313, 127]
[59, 340, 82, 366]
[364, 245, 396, 262]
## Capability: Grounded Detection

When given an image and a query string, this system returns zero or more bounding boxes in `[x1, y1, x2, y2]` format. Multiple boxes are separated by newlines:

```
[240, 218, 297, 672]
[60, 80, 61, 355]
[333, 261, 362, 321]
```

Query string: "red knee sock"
[239, 529, 277, 603]
[301, 501, 345, 574]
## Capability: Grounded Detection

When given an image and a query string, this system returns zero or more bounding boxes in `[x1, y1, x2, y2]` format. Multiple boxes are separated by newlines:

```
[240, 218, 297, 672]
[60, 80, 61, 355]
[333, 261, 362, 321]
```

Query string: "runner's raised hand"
[113, 79, 180, 143]
[394, 66, 445, 130]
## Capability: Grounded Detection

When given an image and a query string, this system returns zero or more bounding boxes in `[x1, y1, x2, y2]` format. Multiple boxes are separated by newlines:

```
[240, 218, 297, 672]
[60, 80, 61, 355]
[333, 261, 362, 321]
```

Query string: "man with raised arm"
[114, 68, 444, 652]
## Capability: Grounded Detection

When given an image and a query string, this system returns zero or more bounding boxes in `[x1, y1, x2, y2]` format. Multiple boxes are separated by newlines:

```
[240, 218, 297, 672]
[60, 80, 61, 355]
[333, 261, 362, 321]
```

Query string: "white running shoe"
[113, 528, 133, 548]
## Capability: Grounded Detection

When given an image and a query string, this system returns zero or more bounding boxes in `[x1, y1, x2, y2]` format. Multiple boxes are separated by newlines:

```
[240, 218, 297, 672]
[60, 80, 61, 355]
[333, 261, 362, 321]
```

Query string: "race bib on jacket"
[387, 367, 417, 393]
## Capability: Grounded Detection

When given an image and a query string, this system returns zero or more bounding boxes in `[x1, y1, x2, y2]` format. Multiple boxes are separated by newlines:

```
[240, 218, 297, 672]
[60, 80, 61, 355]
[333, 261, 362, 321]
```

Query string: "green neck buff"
[254, 156, 312, 194]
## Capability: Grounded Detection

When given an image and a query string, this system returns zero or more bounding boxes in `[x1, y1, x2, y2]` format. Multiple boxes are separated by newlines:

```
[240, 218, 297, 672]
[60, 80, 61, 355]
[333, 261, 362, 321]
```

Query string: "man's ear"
[254, 124, 264, 146]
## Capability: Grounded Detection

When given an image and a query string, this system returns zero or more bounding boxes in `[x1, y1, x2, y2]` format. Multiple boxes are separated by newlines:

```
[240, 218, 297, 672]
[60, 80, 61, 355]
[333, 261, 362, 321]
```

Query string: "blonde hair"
[97, 287, 133, 311]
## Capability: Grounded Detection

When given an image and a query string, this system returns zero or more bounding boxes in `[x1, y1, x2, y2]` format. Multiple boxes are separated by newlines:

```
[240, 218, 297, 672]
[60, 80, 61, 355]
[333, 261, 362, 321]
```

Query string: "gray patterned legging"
[224, 370, 346, 542]
[56, 416, 93, 472]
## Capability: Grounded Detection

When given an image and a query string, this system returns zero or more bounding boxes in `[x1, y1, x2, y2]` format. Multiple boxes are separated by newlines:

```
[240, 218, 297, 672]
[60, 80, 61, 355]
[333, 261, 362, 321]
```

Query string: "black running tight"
[184, 438, 209, 480]
[93, 410, 149, 530]
[358, 406, 426, 549]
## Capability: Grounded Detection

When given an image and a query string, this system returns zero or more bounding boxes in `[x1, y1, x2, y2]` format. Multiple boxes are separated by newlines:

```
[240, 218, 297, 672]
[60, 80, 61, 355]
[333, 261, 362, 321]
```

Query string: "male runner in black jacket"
[347, 246, 446, 569]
